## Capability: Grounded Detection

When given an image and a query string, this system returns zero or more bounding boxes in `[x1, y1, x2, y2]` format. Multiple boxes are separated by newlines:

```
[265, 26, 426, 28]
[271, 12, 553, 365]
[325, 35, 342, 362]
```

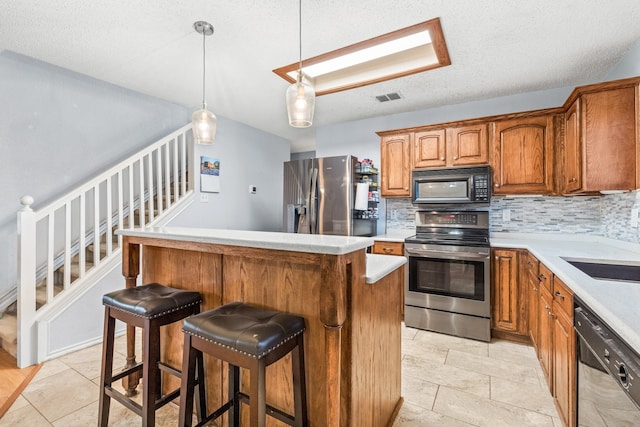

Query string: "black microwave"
[411, 166, 491, 207]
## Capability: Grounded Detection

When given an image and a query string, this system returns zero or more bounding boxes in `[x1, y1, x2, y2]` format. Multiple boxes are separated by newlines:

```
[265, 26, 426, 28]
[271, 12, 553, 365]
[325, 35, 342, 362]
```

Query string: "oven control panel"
[415, 211, 489, 228]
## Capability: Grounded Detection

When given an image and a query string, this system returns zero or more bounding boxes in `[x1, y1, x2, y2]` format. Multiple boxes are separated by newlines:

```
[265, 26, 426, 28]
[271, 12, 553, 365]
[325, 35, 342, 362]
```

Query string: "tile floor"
[0, 325, 561, 426]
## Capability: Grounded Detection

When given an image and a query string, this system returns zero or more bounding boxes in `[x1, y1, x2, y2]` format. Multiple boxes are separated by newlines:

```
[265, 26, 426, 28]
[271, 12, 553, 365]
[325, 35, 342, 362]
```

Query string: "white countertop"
[373, 230, 415, 242]
[491, 232, 640, 352]
[117, 227, 374, 255]
[366, 254, 407, 284]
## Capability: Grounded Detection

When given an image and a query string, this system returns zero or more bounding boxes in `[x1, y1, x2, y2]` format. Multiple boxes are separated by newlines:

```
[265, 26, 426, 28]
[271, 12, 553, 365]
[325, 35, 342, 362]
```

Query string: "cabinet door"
[563, 99, 582, 193]
[380, 134, 411, 197]
[491, 249, 520, 333]
[580, 87, 636, 191]
[448, 124, 489, 166]
[525, 254, 540, 351]
[552, 292, 576, 427]
[414, 130, 446, 168]
[492, 115, 555, 195]
[538, 285, 553, 390]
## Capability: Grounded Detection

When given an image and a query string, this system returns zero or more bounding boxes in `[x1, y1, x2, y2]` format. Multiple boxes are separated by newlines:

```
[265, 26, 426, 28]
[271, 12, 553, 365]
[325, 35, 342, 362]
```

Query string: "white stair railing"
[16, 124, 194, 367]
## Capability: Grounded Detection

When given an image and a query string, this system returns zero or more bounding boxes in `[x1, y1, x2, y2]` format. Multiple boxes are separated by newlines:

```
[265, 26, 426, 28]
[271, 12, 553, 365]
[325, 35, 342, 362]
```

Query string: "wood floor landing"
[0, 348, 41, 419]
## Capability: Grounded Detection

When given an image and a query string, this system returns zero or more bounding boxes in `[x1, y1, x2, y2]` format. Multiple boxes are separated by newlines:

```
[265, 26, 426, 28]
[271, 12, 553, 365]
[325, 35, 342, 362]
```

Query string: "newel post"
[17, 195, 37, 367]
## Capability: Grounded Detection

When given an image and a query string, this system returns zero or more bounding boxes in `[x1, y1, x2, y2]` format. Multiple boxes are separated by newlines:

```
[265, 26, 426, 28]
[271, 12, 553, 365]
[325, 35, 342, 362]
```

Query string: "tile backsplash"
[385, 191, 640, 244]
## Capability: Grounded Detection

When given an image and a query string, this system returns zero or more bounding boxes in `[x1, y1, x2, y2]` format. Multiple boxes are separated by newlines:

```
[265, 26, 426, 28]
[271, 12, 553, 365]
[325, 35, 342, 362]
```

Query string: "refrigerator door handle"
[309, 167, 318, 234]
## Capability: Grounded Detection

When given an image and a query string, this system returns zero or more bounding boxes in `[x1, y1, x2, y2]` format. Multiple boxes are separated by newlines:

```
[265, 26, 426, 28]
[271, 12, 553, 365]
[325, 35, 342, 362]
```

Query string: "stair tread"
[0, 312, 17, 357]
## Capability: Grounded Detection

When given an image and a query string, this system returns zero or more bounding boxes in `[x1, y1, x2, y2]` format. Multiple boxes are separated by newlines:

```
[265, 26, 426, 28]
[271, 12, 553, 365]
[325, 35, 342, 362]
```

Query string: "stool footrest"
[194, 400, 234, 427]
[158, 361, 182, 378]
[111, 362, 143, 383]
[236, 392, 297, 426]
[105, 386, 143, 416]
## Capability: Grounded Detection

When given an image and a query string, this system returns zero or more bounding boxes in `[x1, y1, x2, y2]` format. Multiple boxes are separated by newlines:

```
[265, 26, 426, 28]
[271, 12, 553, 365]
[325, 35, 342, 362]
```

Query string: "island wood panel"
[342, 264, 403, 426]
[120, 235, 401, 427]
[222, 253, 330, 426]
[140, 246, 224, 412]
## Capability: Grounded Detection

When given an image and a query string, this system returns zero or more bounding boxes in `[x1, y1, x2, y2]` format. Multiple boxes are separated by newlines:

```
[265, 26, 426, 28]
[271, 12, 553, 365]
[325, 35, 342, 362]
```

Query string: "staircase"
[1, 124, 195, 367]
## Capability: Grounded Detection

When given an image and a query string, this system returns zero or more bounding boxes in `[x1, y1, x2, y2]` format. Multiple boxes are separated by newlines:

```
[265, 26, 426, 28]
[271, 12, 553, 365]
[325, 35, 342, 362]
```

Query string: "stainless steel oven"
[575, 297, 640, 425]
[404, 210, 490, 342]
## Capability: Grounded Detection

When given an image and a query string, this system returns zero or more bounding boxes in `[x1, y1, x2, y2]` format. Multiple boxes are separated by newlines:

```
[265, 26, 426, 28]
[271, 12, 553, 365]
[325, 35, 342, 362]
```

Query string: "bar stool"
[98, 283, 205, 426]
[178, 302, 308, 427]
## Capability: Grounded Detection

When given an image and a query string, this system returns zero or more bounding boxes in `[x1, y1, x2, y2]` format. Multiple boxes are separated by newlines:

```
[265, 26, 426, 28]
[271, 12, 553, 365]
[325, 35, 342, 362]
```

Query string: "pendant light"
[286, 0, 315, 128]
[192, 21, 217, 145]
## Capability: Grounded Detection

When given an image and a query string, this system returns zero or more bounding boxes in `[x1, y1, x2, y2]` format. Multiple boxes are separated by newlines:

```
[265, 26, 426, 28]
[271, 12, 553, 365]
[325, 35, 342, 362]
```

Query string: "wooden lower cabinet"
[497, 250, 576, 426]
[372, 241, 404, 256]
[491, 249, 528, 341]
[551, 277, 576, 427]
[525, 253, 540, 351]
[538, 284, 554, 386]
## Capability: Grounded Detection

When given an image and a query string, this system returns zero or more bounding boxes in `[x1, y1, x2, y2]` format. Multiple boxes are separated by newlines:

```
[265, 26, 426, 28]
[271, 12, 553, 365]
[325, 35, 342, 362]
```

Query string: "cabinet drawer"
[552, 276, 573, 317]
[525, 253, 539, 278]
[539, 264, 553, 292]
[372, 241, 404, 256]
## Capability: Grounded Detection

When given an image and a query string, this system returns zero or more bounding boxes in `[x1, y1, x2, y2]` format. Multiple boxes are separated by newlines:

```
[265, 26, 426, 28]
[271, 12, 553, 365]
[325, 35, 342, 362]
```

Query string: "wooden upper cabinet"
[380, 133, 412, 197]
[561, 86, 637, 194]
[492, 115, 555, 195]
[563, 100, 581, 193]
[448, 124, 489, 166]
[413, 125, 488, 169]
[413, 130, 446, 168]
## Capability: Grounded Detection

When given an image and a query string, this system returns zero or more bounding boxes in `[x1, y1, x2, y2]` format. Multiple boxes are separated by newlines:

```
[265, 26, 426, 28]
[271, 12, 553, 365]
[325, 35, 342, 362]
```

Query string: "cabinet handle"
[533, 287, 538, 291]
[494, 183, 500, 188]
[383, 247, 393, 253]
[569, 177, 577, 183]
[453, 156, 458, 160]
[440, 157, 445, 161]
[548, 311, 555, 318]
[538, 273, 547, 280]
[555, 291, 565, 300]
[527, 261, 533, 266]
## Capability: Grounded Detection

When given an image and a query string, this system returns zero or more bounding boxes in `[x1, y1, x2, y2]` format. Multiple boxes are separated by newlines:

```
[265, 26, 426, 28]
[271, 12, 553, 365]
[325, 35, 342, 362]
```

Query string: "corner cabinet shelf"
[353, 165, 379, 237]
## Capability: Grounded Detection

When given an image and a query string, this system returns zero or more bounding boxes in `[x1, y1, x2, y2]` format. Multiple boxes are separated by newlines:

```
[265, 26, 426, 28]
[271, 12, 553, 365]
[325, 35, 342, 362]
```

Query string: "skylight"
[273, 18, 450, 96]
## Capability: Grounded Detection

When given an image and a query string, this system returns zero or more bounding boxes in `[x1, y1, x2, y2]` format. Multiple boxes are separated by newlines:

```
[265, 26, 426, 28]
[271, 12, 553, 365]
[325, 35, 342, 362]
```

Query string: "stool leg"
[142, 318, 160, 427]
[228, 364, 240, 427]
[292, 334, 308, 427]
[98, 309, 116, 427]
[178, 334, 197, 427]
[248, 359, 266, 427]
[194, 347, 207, 423]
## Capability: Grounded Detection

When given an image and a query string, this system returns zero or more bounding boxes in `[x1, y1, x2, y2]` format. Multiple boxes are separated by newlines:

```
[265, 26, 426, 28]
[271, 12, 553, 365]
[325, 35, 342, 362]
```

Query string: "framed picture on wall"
[200, 156, 220, 193]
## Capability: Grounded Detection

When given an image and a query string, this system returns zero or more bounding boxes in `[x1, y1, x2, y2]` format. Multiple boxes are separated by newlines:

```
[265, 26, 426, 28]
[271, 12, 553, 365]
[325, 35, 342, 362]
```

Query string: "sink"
[562, 257, 640, 283]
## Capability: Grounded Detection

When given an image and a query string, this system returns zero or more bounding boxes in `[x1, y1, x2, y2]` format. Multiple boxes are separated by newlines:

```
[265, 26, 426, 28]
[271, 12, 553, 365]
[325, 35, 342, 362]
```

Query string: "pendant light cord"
[202, 28, 207, 109]
[298, 0, 302, 80]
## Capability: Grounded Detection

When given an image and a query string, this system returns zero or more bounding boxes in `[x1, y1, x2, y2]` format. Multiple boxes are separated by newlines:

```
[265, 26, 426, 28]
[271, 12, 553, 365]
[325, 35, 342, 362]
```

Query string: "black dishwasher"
[574, 297, 640, 425]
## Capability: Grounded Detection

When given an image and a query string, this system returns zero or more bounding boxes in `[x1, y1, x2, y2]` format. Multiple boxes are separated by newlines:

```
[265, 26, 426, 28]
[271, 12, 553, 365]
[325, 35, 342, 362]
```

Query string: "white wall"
[606, 37, 640, 80]
[168, 115, 290, 231]
[0, 51, 191, 297]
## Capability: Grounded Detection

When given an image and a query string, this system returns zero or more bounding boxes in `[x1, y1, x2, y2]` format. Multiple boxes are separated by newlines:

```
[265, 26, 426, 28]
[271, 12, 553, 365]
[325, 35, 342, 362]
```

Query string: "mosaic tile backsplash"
[385, 191, 640, 244]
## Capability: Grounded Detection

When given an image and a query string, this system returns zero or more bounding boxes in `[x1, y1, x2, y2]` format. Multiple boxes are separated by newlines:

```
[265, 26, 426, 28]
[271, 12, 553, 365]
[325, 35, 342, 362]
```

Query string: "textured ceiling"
[2, 1, 640, 152]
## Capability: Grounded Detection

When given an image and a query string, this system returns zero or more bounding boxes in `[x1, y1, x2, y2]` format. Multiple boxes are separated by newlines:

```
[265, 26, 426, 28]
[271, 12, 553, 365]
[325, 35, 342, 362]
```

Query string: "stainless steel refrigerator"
[283, 155, 376, 236]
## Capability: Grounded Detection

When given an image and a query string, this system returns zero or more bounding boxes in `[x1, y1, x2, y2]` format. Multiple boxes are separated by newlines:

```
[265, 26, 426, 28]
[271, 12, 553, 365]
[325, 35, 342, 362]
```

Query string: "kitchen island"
[117, 227, 406, 427]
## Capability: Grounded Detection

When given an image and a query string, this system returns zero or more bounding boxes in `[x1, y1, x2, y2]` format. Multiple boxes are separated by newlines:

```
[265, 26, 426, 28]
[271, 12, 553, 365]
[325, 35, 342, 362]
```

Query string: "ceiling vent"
[376, 92, 402, 102]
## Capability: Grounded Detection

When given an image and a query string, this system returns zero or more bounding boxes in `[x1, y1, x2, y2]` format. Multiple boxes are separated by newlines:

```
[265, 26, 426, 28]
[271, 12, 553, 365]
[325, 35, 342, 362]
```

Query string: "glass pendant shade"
[192, 107, 217, 145]
[286, 72, 315, 128]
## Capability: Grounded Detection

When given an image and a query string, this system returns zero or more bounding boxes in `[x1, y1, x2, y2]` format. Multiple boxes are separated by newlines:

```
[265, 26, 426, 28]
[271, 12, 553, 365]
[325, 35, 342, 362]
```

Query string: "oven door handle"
[405, 248, 489, 260]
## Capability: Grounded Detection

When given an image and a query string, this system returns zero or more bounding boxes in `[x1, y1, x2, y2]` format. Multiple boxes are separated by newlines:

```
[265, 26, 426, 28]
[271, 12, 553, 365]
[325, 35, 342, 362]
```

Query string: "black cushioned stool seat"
[98, 283, 204, 427]
[178, 302, 308, 427]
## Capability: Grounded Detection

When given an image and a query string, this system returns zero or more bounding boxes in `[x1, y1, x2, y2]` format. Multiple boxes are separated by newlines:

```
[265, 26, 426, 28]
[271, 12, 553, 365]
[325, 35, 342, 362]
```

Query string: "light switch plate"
[200, 193, 209, 203]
